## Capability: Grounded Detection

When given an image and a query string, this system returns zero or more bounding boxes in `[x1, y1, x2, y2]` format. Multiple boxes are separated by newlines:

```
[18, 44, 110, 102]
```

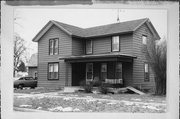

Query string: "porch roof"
[59, 53, 136, 63]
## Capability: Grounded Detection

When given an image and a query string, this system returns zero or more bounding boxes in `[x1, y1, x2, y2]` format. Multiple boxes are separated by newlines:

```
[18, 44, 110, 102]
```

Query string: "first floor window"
[48, 63, 59, 80]
[144, 63, 149, 81]
[115, 62, 122, 79]
[112, 36, 120, 52]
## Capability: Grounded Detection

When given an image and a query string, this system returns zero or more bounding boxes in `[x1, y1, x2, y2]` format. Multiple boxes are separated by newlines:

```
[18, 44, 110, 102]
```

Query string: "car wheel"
[18, 84, 24, 89]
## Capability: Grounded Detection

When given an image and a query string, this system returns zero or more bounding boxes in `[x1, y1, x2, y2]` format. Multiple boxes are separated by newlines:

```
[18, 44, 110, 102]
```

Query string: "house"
[32, 18, 160, 91]
[27, 53, 38, 79]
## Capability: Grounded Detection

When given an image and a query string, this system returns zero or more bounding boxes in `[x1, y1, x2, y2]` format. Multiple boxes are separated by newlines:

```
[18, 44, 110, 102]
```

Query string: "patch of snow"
[62, 107, 73, 112]
[86, 96, 93, 98]
[63, 97, 72, 101]
[37, 107, 42, 110]
[121, 101, 135, 105]
[86, 99, 96, 102]
[142, 105, 160, 110]
[48, 106, 63, 112]
[131, 98, 142, 101]
[107, 102, 117, 105]
[73, 108, 80, 112]
[149, 99, 154, 102]
[19, 105, 32, 108]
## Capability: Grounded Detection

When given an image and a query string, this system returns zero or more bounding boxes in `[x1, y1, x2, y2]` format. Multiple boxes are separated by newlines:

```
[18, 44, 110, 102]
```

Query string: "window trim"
[144, 63, 150, 82]
[142, 35, 147, 45]
[49, 38, 59, 55]
[48, 62, 59, 80]
[111, 36, 120, 52]
[85, 40, 93, 55]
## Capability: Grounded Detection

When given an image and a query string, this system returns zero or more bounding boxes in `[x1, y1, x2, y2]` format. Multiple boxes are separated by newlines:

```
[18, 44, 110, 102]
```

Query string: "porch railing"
[105, 79, 123, 84]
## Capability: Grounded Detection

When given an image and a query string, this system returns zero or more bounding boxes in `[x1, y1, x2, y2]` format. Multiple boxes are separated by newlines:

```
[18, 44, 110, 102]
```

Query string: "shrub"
[98, 83, 110, 94]
[92, 80, 102, 87]
[80, 80, 93, 93]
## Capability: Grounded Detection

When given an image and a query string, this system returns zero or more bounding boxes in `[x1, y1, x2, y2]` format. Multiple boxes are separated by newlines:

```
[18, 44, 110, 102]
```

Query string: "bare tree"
[146, 38, 166, 95]
[14, 33, 26, 76]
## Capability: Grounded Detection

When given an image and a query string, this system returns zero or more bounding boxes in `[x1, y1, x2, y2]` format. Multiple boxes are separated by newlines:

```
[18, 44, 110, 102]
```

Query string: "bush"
[92, 80, 102, 87]
[98, 83, 110, 94]
[80, 80, 93, 93]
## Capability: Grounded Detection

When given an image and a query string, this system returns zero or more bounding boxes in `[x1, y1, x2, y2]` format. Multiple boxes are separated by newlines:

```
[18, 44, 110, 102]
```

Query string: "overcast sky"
[14, 8, 167, 56]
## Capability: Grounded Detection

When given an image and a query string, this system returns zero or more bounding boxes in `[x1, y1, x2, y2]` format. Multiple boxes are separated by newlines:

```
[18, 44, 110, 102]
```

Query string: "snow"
[142, 105, 160, 110]
[19, 105, 32, 108]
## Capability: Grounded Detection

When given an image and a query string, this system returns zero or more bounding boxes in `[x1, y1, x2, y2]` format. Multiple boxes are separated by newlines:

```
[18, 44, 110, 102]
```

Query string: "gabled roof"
[32, 18, 160, 42]
[27, 53, 37, 67]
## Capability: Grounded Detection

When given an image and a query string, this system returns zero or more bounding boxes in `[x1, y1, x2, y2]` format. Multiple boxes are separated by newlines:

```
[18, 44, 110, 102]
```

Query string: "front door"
[86, 63, 93, 82]
[101, 63, 107, 81]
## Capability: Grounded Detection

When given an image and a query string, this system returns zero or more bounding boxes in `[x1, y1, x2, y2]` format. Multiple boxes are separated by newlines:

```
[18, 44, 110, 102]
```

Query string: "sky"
[14, 8, 167, 58]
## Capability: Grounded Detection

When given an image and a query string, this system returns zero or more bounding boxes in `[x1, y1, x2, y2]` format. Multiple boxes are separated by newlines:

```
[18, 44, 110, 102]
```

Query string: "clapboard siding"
[132, 23, 155, 90]
[38, 25, 72, 88]
[72, 38, 84, 56]
[91, 34, 133, 55]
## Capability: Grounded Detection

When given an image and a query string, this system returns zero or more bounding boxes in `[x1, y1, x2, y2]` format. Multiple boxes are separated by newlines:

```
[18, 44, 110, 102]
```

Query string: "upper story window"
[144, 63, 149, 81]
[142, 35, 147, 45]
[86, 40, 92, 54]
[48, 63, 59, 80]
[49, 38, 59, 55]
[112, 36, 120, 52]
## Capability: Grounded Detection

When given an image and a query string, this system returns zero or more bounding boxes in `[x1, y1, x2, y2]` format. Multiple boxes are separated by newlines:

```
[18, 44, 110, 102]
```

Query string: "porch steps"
[126, 86, 145, 95]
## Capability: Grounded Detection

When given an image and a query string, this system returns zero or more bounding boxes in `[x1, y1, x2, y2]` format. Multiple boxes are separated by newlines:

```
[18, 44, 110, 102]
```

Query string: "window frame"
[144, 63, 150, 82]
[49, 38, 59, 55]
[48, 62, 59, 80]
[85, 40, 93, 55]
[142, 35, 147, 45]
[111, 36, 120, 52]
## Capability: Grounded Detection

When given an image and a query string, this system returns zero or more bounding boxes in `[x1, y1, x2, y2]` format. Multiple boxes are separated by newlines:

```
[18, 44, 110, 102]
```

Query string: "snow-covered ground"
[14, 92, 166, 113]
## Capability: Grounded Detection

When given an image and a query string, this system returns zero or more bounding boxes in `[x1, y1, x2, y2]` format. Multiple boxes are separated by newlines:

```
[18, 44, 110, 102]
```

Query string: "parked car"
[14, 77, 37, 89]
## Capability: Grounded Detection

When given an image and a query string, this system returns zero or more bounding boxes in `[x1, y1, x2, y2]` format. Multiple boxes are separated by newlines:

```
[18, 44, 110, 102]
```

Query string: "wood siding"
[72, 38, 85, 56]
[132, 23, 155, 91]
[38, 25, 72, 88]
[91, 34, 133, 55]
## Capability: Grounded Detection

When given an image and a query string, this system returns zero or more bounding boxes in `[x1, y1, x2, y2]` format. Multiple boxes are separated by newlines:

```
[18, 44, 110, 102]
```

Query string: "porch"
[60, 53, 136, 87]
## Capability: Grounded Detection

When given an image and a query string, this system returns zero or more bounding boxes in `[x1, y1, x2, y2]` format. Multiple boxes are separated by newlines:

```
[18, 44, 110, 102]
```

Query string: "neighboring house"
[32, 18, 160, 91]
[27, 53, 38, 78]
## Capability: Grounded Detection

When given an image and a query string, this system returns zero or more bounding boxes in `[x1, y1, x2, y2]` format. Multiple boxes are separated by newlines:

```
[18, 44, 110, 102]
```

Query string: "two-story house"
[32, 18, 160, 91]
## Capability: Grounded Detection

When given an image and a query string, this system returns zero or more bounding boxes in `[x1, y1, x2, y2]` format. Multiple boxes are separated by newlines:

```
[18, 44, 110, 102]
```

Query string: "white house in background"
[27, 53, 38, 78]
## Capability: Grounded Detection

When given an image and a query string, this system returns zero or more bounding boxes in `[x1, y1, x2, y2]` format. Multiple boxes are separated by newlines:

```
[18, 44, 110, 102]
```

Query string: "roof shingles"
[53, 18, 148, 38]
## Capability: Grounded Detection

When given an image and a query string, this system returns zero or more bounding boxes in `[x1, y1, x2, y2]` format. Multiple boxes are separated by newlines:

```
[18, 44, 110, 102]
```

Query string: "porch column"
[65, 62, 72, 86]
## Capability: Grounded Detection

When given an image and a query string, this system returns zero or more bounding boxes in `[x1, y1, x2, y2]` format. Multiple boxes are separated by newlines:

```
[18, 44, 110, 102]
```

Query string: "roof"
[59, 52, 136, 63]
[27, 53, 37, 67]
[32, 18, 160, 42]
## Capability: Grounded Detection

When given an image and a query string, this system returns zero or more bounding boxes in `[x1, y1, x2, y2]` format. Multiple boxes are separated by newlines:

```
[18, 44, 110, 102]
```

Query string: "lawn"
[14, 88, 166, 113]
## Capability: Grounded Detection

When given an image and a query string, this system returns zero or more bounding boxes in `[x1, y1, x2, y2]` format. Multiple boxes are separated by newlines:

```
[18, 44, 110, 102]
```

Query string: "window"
[48, 63, 59, 80]
[86, 63, 93, 81]
[144, 63, 149, 81]
[86, 40, 92, 54]
[142, 35, 147, 45]
[49, 38, 59, 55]
[115, 62, 122, 79]
[101, 63, 107, 72]
[112, 36, 120, 52]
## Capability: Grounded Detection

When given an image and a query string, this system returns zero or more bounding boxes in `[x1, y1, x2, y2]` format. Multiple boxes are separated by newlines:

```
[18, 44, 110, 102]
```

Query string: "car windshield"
[25, 77, 34, 80]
